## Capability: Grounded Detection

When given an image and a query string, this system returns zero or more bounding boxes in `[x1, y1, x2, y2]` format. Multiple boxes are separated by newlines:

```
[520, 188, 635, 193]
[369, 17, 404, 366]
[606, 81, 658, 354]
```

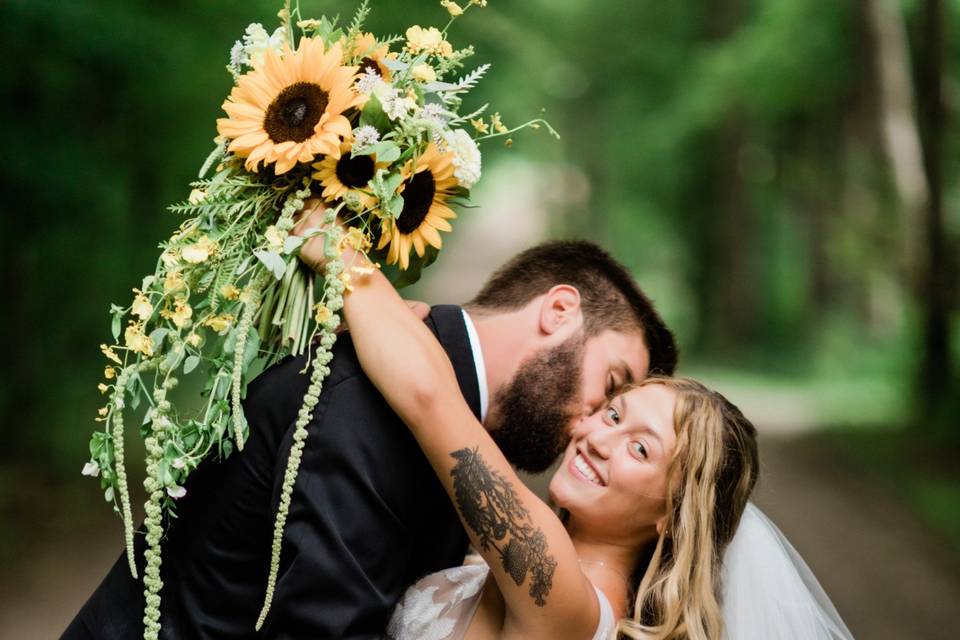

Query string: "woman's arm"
[293, 208, 598, 638]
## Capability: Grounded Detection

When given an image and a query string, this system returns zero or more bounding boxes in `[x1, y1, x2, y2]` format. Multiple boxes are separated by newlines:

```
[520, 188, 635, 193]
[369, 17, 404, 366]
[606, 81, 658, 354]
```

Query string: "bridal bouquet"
[82, 1, 555, 637]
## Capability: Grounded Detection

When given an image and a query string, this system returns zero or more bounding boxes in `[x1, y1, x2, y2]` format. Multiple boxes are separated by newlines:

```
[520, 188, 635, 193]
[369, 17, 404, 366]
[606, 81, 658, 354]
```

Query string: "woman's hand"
[291, 198, 333, 273]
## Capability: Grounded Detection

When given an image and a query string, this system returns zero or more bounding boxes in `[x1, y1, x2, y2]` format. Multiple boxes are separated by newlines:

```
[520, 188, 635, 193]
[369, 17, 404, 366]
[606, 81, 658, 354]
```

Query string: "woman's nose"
[584, 425, 613, 459]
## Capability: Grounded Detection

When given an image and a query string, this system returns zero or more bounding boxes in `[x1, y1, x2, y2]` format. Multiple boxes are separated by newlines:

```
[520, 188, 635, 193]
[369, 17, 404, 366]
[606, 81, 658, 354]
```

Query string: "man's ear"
[538, 285, 582, 336]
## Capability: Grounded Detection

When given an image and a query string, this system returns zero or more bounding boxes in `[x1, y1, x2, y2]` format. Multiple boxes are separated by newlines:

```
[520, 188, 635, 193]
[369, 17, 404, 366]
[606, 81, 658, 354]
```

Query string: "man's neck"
[463, 305, 537, 414]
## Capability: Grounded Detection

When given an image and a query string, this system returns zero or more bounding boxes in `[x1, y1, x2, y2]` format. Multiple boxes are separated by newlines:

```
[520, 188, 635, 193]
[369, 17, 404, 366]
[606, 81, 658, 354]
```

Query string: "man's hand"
[291, 198, 331, 273]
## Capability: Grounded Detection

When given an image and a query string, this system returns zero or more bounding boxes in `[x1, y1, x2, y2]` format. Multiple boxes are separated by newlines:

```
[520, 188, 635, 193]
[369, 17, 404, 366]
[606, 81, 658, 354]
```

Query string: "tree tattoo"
[449, 447, 557, 606]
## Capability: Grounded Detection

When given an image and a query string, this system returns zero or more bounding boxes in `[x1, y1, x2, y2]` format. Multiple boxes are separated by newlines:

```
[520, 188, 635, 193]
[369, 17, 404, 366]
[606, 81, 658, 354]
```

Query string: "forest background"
[0, 0, 957, 636]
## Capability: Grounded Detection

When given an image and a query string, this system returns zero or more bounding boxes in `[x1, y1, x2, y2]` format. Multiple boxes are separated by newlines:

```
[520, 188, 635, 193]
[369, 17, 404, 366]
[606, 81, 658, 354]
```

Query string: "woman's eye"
[605, 406, 620, 424]
[631, 441, 648, 459]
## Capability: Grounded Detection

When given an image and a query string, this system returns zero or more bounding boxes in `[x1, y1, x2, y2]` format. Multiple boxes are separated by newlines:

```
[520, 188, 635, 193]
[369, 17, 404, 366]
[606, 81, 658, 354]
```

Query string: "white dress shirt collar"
[461, 309, 488, 423]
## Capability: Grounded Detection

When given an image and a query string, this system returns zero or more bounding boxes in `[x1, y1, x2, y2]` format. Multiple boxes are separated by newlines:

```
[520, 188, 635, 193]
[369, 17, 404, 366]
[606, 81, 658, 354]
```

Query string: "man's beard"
[487, 333, 584, 473]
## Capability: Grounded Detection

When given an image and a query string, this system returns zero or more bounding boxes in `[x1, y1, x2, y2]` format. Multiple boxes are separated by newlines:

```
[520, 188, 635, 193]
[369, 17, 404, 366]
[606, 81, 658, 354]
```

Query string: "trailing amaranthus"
[255, 207, 345, 630]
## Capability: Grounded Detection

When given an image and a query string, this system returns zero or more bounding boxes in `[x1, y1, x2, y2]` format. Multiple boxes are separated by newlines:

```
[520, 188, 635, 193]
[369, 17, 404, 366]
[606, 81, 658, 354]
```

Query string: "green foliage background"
[1, 0, 957, 546]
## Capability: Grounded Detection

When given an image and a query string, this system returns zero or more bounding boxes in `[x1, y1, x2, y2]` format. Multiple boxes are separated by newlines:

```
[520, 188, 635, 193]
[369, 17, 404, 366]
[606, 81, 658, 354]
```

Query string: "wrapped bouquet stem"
[82, 1, 556, 637]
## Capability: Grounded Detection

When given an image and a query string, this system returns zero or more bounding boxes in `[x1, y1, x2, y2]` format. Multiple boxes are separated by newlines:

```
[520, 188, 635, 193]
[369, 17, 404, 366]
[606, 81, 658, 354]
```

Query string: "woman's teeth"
[574, 454, 602, 485]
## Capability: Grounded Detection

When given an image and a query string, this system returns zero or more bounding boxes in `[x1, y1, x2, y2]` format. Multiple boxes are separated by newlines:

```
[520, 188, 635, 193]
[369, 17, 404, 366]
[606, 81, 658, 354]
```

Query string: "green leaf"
[149, 327, 170, 349]
[164, 344, 185, 372]
[183, 355, 200, 375]
[355, 141, 401, 164]
[254, 249, 287, 280]
[359, 94, 391, 133]
[243, 328, 261, 370]
[283, 235, 305, 255]
[111, 312, 122, 342]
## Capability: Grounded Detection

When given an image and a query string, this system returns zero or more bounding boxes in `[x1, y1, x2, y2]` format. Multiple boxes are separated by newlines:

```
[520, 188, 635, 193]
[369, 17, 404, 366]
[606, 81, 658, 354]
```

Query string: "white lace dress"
[385, 561, 617, 640]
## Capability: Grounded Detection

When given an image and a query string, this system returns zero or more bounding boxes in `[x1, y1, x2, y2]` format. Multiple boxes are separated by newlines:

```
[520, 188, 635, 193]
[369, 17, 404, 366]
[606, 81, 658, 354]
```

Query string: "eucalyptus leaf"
[183, 355, 201, 375]
[149, 327, 170, 349]
[254, 249, 287, 280]
[164, 345, 185, 372]
[283, 235, 305, 255]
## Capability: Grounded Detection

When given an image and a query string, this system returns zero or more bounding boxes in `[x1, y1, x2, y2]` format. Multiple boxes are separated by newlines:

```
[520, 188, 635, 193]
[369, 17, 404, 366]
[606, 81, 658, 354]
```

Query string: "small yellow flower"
[313, 303, 332, 324]
[504, 138, 513, 148]
[163, 270, 184, 293]
[188, 188, 206, 205]
[104, 366, 117, 379]
[203, 314, 234, 333]
[220, 284, 241, 300]
[186, 332, 203, 348]
[277, 7, 288, 20]
[339, 227, 372, 253]
[124, 321, 154, 357]
[168, 298, 193, 328]
[441, 0, 464, 16]
[131, 289, 154, 320]
[239, 288, 255, 304]
[264, 225, 285, 251]
[339, 272, 354, 293]
[411, 64, 437, 83]
[470, 118, 489, 134]
[181, 235, 217, 264]
[98, 383, 110, 394]
[297, 18, 321, 30]
[405, 26, 453, 57]
[100, 344, 122, 364]
[490, 112, 508, 134]
[98, 407, 109, 417]
[161, 248, 181, 269]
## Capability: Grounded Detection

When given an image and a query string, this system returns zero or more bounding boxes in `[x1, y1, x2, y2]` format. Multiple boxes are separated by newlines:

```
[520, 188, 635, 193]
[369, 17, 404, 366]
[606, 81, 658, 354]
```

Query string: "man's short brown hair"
[468, 240, 678, 375]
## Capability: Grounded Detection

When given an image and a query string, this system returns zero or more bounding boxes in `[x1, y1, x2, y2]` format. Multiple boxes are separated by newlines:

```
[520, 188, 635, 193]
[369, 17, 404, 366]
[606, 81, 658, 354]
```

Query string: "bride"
[295, 206, 853, 639]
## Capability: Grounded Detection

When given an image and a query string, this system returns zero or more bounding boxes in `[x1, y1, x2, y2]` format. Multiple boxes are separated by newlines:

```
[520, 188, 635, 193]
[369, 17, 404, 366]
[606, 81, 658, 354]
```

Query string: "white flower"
[167, 485, 187, 499]
[228, 40, 246, 74]
[383, 90, 417, 121]
[115, 397, 125, 410]
[355, 68, 383, 95]
[352, 125, 380, 148]
[82, 461, 100, 477]
[242, 23, 286, 67]
[172, 457, 186, 470]
[419, 102, 447, 124]
[442, 129, 482, 189]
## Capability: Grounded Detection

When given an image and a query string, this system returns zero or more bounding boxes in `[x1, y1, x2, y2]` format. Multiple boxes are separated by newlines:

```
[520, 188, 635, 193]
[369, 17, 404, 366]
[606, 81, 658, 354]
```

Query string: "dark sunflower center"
[335, 154, 376, 189]
[263, 82, 329, 143]
[397, 171, 436, 234]
[358, 57, 380, 76]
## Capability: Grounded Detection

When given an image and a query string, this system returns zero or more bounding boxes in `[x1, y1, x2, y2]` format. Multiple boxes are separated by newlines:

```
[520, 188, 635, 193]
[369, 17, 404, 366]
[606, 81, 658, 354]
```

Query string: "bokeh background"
[2, 0, 959, 637]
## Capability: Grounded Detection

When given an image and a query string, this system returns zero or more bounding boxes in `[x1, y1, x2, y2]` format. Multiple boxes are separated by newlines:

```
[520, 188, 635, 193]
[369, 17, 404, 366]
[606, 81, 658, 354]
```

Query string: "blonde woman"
[295, 210, 851, 639]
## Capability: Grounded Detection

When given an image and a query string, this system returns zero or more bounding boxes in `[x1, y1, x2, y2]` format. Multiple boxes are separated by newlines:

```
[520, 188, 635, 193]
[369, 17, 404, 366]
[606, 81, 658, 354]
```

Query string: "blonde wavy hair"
[615, 376, 759, 640]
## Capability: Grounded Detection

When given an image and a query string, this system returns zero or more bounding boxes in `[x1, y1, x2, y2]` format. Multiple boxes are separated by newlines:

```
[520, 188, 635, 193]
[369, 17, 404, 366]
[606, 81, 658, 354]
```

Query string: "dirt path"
[755, 436, 960, 640]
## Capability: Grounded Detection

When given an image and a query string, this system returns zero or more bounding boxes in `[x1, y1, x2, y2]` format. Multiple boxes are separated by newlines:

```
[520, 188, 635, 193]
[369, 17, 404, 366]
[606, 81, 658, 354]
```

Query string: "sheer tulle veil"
[721, 503, 855, 639]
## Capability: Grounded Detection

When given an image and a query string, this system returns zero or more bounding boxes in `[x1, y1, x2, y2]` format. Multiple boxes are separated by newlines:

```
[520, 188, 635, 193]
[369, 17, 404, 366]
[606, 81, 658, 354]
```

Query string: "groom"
[65, 236, 676, 639]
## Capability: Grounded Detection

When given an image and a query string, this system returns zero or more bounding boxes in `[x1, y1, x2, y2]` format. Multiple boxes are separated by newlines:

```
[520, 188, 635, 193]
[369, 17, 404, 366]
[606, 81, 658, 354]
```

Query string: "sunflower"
[312, 140, 387, 212]
[376, 143, 458, 270]
[216, 38, 361, 175]
[347, 32, 393, 81]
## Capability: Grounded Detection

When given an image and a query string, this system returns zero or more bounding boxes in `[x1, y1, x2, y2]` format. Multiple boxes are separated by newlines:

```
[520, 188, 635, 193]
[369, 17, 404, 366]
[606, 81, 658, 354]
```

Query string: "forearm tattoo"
[449, 447, 557, 606]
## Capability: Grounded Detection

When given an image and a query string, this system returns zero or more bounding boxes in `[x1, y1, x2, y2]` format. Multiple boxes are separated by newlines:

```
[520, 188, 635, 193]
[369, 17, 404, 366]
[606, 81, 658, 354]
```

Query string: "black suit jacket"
[65, 305, 478, 639]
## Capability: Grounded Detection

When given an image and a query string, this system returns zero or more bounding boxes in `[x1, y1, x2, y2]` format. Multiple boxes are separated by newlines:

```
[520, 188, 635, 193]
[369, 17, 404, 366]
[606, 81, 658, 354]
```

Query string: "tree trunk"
[915, 0, 954, 429]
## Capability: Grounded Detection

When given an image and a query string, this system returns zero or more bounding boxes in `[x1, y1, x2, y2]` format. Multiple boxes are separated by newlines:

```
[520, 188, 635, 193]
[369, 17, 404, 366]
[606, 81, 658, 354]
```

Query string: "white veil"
[721, 503, 854, 639]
